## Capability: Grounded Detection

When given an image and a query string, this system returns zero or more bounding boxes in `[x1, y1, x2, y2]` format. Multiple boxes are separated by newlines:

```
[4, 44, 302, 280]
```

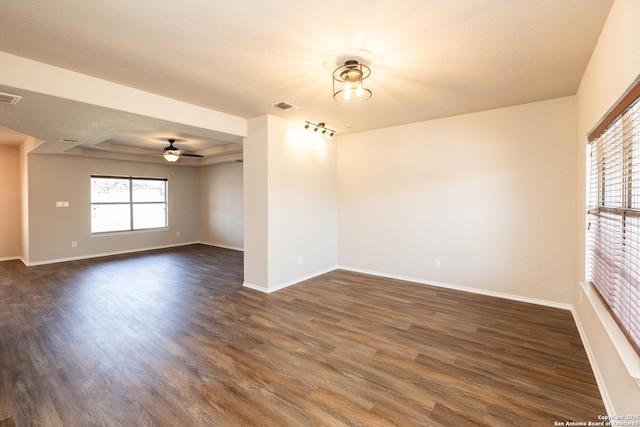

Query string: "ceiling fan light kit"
[333, 59, 372, 104]
[163, 150, 181, 163]
[163, 139, 181, 162]
[163, 138, 204, 162]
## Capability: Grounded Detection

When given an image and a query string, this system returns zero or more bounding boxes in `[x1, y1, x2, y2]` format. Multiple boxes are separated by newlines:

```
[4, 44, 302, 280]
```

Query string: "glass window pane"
[587, 95, 640, 356]
[91, 204, 131, 233]
[132, 179, 166, 203]
[133, 203, 167, 230]
[91, 178, 130, 203]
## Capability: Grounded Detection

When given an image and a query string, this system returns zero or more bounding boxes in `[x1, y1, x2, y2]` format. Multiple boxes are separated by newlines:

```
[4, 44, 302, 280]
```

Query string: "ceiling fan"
[163, 138, 204, 162]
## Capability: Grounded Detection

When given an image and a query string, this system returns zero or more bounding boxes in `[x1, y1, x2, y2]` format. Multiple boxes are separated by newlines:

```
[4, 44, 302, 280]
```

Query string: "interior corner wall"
[198, 161, 244, 251]
[19, 137, 42, 262]
[243, 115, 338, 292]
[0, 144, 21, 260]
[574, 0, 640, 415]
[266, 115, 338, 288]
[243, 116, 269, 289]
[20, 143, 29, 261]
[26, 154, 199, 264]
[338, 96, 577, 304]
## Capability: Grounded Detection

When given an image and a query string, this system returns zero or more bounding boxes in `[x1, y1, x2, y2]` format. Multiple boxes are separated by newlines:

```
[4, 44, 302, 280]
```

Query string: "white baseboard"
[242, 281, 269, 293]
[571, 304, 615, 415]
[23, 241, 200, 266]
[0, 256, 20, 262]
[337, 265, 573, 311]
[243, 266, 338, 294]
[245, 264, 573, 312]
[199, 241, 244, 252]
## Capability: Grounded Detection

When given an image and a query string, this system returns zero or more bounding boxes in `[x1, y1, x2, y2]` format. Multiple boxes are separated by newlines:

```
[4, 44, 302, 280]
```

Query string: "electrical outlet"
[71, 241, 77, 248]
[435, 259, 440, 267]
[176, 231, 180, 237]
[298, 256, 303, 265]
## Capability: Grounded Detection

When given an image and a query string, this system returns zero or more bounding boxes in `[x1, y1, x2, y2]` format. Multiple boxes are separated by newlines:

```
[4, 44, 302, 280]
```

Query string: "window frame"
[90, 175, 168, 234]
[586, 75, 640, 361]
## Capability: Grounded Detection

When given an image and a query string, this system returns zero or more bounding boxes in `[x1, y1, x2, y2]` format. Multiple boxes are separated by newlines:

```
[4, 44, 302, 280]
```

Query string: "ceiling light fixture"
[163, 139, 182, 162]
[333, 59, 372, 103]
[304, 121, 335, 139]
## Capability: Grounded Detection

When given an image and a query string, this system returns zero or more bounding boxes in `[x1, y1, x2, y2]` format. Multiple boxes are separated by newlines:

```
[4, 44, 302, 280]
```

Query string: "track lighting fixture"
[304, 121, 335, 139]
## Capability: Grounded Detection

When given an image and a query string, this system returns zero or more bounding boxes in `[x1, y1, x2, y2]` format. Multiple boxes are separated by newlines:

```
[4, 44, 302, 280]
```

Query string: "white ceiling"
[0, 84, 244, 165]
[0, 0, 614, 163]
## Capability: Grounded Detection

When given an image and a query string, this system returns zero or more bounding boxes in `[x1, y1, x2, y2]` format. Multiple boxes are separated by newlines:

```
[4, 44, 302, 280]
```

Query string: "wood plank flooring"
[0, 244, 605, 426]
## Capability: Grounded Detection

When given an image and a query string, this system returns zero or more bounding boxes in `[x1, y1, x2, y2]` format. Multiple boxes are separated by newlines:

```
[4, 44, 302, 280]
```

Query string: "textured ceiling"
[0, 0, 614, 162]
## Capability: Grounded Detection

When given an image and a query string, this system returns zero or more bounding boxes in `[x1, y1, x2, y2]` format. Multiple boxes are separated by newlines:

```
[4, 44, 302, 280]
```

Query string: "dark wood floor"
[0, 244, 605, 426]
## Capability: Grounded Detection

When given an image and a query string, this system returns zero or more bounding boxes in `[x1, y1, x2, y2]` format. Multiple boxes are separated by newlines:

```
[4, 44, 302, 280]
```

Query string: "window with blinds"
[91, 176, 168, 233]
[587, 76, 640, 357]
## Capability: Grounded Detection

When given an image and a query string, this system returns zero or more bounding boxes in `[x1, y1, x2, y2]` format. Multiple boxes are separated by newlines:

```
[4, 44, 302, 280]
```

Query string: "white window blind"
[587, 77, 640, 357]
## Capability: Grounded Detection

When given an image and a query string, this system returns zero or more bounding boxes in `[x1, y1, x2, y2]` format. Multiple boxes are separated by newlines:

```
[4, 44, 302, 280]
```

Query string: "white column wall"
[243, 115, 338, 292]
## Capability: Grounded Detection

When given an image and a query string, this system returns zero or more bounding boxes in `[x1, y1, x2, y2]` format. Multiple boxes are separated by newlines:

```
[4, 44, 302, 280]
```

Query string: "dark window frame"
[90, 175, 168, 234]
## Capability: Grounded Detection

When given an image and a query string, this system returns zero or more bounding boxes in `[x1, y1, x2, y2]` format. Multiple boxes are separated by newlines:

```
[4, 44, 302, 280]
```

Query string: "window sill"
[91, 227, 168, 237]
[580, 281, 640, 387]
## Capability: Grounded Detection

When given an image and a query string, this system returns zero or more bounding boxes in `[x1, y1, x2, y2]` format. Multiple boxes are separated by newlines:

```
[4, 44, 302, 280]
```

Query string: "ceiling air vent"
[0, 92, 22, 105]
[270, 101, 300, 111]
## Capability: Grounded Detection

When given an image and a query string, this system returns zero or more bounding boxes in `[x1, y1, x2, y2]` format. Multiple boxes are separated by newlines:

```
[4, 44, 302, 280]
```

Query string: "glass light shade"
[333, 60, 372, 103]
[163, 150, 181, 162]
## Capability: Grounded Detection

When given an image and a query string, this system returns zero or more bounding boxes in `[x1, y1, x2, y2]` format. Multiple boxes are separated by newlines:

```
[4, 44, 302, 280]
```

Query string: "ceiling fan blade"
[163, 139, 203, 157]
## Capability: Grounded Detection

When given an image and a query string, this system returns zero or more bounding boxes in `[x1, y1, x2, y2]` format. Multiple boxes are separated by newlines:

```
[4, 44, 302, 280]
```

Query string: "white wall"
[19, 137, 40, 262]
[198, 162, 244, 250]
[338, 96, 577, 305]
[267, 115, 338, 288]
[574, 0, 640, 414]
[0, 144, 21, 260]
[27, 154, 199, 263]
[243, 115, 338, 292]
[243, 116, 269, 289]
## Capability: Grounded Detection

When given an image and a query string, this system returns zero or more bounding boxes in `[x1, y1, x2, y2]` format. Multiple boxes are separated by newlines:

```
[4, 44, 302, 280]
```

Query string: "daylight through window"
[586, 77, 640, 357]
[91, 176, 168, 233]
